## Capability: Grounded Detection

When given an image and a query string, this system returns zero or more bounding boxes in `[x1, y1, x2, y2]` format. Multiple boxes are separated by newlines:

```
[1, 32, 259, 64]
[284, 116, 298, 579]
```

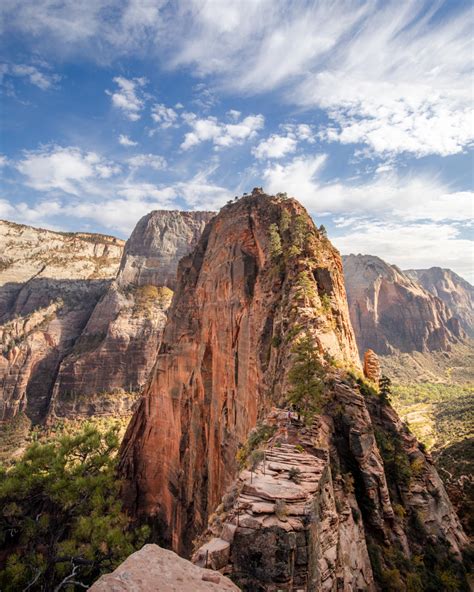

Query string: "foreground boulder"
[89, 544, 239, 591]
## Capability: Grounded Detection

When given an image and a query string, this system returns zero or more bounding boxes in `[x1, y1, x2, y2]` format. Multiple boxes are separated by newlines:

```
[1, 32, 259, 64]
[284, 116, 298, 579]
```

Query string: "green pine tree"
[287, 334, 325, 421]
[0, 424, 149, 591]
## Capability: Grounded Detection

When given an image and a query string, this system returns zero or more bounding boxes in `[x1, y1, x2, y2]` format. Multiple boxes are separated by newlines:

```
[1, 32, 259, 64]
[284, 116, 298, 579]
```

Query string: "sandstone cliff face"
[47, 210, 213, 420]
[405, 267, 474, 337]
[0, 221, 124, 422]
[342, 254, 464, 356]
[120, 193, 468, 590]
[120, 192, 362, 556]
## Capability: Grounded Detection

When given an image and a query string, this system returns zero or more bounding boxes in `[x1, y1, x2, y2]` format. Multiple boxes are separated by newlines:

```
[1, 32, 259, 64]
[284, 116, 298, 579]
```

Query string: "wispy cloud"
[106, 76, 147, 121]
[127, 153, 167, 170]
[181, 112, 264, 150]
[1, 62, 60, 90]
[118, 134, 138, 147]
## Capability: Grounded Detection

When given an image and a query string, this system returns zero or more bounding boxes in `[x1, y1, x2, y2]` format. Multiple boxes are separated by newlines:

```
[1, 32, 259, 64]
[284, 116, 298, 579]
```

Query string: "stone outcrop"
[120, 191, 360, 556]
[89, 544, 239, 591]
[192, 380, 468, 591]
[120, 192, 468, 590]
[363, 349, 381, 383]
[1, 212, 213, 425]
[405, 267, 474, 337]
[342, 254, 464, 356]
[0, 221, 124, 422]
[47, 210, 213, 419]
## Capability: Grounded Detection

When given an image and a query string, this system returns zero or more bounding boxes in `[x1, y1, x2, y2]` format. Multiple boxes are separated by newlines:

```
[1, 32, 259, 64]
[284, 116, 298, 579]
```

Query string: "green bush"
[0, 425, 149, 591]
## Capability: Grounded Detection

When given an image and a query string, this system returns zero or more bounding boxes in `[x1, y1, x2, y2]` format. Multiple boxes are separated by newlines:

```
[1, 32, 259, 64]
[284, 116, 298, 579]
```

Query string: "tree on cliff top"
[0, 425, 148, 591]
[287, 334, 325, 421]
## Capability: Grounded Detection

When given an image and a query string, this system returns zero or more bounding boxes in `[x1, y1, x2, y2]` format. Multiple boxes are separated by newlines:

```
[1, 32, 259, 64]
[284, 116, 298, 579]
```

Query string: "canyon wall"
[47, 210, 213, 420]
[120, 191, 360, 556]
[405, 267, 473, 337]
[342, 254, 464, 356]
[120, 192, 468, 590]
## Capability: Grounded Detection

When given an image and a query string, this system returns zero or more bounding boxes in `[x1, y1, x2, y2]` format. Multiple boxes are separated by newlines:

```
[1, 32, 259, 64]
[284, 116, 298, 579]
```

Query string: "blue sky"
[1, 0, 473, 280]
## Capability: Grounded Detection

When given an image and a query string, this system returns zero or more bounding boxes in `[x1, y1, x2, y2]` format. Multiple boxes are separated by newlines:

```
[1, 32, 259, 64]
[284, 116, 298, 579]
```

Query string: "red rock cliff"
[119, 192, 360, 554]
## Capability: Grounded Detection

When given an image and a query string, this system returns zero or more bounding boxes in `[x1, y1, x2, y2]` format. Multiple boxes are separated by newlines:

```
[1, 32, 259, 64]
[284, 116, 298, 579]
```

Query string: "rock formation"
[47, 210, 213, 420]
[342, 254, 464, 356]
[120, 192, 468, 590]
[0, 212, 213, 425]
[89, 544, 239, 592]
[0, 221, 124, 422]
[363, 349, 381, 383]
[120, 192, 360, 555]
[405, 267, 474, 337]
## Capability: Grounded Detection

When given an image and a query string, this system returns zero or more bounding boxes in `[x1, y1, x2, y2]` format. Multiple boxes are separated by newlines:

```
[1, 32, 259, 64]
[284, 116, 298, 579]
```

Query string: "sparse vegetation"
[0, 425, 149, 591]
[287, 334, 325, 422]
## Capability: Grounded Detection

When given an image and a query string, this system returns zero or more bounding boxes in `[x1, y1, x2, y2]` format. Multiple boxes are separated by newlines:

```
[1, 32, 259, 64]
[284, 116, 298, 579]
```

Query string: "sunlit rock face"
[120, 193, 467, 591]
[120, 191, 362, 555]
[342, 254, 464, 356]
[48, 210, 214, 420]
[0, 220, 124, 422]
[405, 267, 474, 338]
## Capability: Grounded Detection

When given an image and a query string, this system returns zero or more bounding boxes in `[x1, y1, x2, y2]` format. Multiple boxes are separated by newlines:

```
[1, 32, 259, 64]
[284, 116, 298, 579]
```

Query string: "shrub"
[0, 425, 149, 591]
[288, 467, 302, 483]
[268, 223, 283, 259]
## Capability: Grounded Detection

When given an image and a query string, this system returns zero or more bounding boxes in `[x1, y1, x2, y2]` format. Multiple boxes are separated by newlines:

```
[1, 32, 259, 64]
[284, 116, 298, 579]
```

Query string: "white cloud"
[252, 134, 297, 160]
[263, 155, 327, 203]
[118, 134, 138, 147]
[127, 154, 167, 170]
[4, 2, 471, 157]
[106, 76, 147, 121]
[0, 155, 8, 167]
[2, 63, 60, 90]
[334, 221, 474, 284]
[263, 154, 473, 224]
[16, 145, 120, 194]
[181, 112, 264, 150]
[151, 103, 178, 128]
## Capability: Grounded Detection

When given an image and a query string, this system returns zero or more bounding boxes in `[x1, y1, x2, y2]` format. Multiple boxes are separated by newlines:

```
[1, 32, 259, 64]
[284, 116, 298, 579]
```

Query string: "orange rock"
[363, 349, 381, 382]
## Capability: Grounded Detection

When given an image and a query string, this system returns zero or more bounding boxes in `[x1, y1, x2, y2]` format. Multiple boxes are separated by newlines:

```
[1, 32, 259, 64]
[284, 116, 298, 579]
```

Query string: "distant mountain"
[342, 254, 464, 356]
[405, 267, 474, 337]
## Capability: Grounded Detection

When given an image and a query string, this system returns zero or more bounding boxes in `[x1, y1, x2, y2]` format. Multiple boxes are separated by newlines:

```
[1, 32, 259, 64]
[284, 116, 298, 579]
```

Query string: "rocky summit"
[119, 192, 469, 591]
[342, 254, 464, 356]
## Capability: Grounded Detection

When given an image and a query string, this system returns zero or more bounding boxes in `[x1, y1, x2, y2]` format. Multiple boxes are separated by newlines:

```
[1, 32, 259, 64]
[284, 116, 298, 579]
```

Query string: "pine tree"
[0, 424, 149, 591]
[287, 335, 325, 421]
[268, 223, 283, 259]
[379, 375, 392, 404]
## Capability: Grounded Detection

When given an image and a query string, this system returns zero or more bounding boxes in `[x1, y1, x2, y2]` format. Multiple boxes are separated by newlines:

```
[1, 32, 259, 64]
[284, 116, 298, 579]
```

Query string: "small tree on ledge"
[287, 334, 325, 422]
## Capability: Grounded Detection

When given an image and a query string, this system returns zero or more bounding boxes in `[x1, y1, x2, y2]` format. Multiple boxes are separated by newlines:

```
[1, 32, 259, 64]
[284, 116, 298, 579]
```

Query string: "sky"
[0, 0, 473, 281]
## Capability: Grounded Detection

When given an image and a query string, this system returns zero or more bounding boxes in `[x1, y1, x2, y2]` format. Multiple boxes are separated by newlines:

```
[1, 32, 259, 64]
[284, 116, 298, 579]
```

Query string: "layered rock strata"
[120, 191, 360, 555]
[47, 210, 213, 419]
[0, 221, 124, 422]
[363, 349, 381, 383]
[405, 267, 474, 337]
[342, 254, 464, 356]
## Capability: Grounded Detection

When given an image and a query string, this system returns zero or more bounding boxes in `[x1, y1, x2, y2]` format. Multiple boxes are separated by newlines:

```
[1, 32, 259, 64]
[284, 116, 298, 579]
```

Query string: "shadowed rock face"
[120, 193, 468, 590]
[342, 254, 464, 356]
[0, 212, 214, 424]
[119, 192, 361, 555]
[0, 221, 124, 422]
[405, 267, 474, 337]
[47, 210, 214, 419]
